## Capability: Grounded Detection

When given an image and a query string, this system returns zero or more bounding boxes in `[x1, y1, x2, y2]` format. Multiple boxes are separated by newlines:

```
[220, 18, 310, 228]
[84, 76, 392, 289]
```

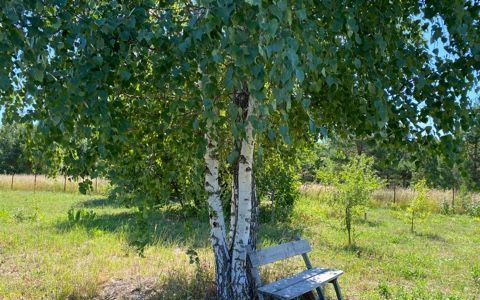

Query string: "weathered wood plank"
[247, 245, 265, 300]
[248, 240, 311, 267]
[258, 267, 327, 295]
[271, 269, 344, 300]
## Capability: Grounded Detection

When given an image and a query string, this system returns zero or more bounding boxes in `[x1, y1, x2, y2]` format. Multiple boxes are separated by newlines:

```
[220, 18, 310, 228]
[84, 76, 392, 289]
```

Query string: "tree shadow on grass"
[414, 231, 446, 242]
[74, 198, 120, 208]
[56, 197, 304, 250]
[356, 218, 381, 227]
[337, 243, 384, 259]
[56, 207, 211, 249]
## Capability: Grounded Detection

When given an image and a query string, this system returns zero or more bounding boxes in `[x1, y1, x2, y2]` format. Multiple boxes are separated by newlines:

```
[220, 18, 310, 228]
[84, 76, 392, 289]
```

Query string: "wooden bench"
[247, 238, 344, 300]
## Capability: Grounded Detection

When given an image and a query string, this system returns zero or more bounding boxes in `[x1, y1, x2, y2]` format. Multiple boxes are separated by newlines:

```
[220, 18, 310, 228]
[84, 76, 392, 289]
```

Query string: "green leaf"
[368, 82, 375, 95]
[353, 58, 361, 68]
[120, 70, 131, 81]
[227, 150, 239, 163]
[0, 75, 10, 90]
[192, 118, 199, 129]
[309, 119, 316, 132]
[245, 0, 260, 6]
[326, 76, 335, 87]
[296, 68, 305, 83]
[296, 9, 307, 21]
[32, 68, 44, 82]
[302, 98, 311, 109]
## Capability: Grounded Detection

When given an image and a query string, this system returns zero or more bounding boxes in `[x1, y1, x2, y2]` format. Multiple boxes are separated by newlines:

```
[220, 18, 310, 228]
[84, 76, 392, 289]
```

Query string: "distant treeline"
[0, 124, 33, 175]
[299, 123, 480, 191]
[2, 116, 480, 196]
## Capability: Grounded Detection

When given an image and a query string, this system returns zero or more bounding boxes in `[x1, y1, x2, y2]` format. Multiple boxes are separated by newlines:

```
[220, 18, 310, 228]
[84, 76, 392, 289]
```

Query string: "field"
[0, 186, 479, 299]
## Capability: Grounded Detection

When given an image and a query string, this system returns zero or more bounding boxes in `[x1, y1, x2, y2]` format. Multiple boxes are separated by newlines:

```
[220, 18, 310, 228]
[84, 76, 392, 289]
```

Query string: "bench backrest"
[247, 239, 311, 267]
[247, 239, 314, 300]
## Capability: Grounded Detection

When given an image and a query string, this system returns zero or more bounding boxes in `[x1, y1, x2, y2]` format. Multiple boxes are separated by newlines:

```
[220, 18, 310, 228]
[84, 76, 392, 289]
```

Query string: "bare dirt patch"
[94, 277, 159, 300]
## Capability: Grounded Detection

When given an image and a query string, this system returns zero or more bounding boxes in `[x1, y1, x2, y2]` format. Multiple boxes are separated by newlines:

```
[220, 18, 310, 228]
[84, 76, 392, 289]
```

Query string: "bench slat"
[258, 267, 327, 294]
[248, 240, 311, 267]
[268, 269, 344, 300]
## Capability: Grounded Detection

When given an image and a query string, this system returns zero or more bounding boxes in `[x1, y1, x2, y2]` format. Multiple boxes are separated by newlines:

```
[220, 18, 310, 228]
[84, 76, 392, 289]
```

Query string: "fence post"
[10, 174, 14, 190]
[34, 173, 37, 194]
[63, 175, 67, 192]
[393, 184, 396, 204]
[452, 186, 455, 212]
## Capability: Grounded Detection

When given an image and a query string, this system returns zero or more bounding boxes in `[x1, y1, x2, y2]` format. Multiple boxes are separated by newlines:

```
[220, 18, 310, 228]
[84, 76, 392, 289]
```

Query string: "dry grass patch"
[0, 174, 110, 194]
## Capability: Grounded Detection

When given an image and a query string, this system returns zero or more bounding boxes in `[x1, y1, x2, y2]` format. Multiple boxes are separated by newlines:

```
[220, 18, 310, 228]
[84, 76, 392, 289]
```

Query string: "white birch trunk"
[229, 163, 238, 250]
[231, 95, 255, 299]
[204, 132, 231, 299]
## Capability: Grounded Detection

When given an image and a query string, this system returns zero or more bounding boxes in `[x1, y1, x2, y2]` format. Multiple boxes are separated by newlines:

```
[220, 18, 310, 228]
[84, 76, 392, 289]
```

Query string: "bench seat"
[247, 239, 344, 300]
[258, 267, 343, 299]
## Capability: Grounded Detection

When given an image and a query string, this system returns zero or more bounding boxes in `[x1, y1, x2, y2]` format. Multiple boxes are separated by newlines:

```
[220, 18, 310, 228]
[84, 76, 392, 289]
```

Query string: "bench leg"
[332, 279, 343, 300]
[315, 286, 325, 300]
[301, 291, 316, 300]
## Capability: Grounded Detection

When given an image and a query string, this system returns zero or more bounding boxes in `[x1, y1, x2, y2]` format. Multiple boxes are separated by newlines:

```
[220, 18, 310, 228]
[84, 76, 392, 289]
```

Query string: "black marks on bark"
[205, 165, 212, 175]
[239, 155, 247, 164]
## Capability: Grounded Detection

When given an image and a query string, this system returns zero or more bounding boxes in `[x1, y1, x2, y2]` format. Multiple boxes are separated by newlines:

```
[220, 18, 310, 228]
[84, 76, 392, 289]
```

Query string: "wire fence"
[0, 174, 110, 194]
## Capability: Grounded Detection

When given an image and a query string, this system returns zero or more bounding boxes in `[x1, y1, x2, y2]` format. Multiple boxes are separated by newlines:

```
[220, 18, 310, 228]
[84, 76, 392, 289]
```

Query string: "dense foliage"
[0, 123, 31, 174]
[1, 1, 478, 189]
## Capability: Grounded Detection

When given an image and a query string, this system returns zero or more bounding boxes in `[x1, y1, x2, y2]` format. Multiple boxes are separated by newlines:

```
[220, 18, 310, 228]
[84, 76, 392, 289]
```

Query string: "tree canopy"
[1, 1, 478, 174]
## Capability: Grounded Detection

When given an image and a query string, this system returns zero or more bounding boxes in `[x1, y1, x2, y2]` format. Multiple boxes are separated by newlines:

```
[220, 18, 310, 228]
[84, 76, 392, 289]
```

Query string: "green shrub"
[256, 147, 301, 222]
[440, 201, 450, 215]
[377, 281, 392, 299]
[13, 207, 38, 222]
[465, 201, 480, 217]
[67, 208, 96, 224]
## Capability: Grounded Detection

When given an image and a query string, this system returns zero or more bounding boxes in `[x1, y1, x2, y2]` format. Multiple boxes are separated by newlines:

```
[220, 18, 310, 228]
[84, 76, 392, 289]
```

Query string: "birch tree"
[1, 1, 480, 299]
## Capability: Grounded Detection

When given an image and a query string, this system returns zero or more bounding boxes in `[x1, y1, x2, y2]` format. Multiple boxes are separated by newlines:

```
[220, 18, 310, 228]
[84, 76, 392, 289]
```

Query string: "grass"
[0, 187, 479, 299]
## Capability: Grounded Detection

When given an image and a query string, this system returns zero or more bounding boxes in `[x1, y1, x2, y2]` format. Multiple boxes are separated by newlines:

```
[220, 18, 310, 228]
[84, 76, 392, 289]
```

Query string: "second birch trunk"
[231, 96, 256, 299]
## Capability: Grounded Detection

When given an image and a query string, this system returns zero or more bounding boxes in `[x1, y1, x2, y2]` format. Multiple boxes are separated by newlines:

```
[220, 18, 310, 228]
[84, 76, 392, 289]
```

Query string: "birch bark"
[204, 132, 232, 299]
[231, 95, 256, 299]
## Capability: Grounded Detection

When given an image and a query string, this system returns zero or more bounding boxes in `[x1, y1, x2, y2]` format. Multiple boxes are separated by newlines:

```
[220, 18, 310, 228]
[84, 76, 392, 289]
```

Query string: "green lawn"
[0, 189, 479, 299]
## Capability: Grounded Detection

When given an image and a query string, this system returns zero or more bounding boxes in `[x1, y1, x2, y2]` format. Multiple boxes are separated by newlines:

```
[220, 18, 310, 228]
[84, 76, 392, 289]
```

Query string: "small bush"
[257, 151, 301, 222]
[377, 281, 392, 299]
[67, 208, 96, 224]
[440, 201, 450, 215]
[13, 207, 38, 222]
[465, 201, 480, 217]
